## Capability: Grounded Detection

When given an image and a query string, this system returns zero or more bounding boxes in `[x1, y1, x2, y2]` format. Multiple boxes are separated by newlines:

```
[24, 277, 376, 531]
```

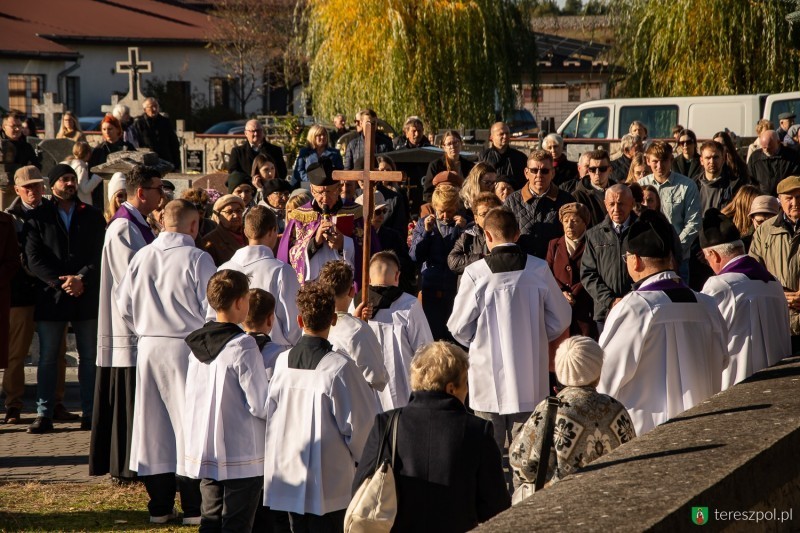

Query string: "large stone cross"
[333, 119, 404, 306]
[33, 92, 65, 139]
[116, 47, 152, 102]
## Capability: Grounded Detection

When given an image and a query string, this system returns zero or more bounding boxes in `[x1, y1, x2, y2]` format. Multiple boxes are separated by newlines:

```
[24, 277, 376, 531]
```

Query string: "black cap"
[699, 208, 741, 248]
[495, 174, 515, 186]
[307, 158, 335, 186]
[226, 171, 251, 193]
[624, 210, 673, 259]
[263, 178, 292, 196]
[161, 180, 175, 191]
[48, 163, 77, 182]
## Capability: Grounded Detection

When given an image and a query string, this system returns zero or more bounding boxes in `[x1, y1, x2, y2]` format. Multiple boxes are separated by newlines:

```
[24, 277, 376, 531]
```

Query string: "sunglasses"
[678, 140, 695, 146]
[526, 167, 550, 175]
[588, 166, 609, 173]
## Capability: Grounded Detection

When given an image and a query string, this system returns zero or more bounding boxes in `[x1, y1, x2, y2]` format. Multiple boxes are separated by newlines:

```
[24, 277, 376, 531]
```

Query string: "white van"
[557, 94, 767, 140]
[763, 91, 800, 126]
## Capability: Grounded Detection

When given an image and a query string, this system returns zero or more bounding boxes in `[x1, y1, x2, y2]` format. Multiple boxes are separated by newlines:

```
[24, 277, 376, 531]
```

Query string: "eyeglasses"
[526, 167, 551, 175]
[678, 140, 695, 146]
[311, 187, 339, 197]
[588, 166, 610, 173]
[443, 141, 461, 147]
[219, 208, 244, 216]
[621, 252, 633, 262]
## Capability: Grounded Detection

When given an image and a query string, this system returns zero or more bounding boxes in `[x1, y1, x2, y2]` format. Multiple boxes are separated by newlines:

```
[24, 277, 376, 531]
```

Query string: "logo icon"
[692, 507, 709, 526]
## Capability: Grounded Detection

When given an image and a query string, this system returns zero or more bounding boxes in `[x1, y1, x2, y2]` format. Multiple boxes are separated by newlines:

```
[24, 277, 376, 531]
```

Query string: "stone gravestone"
[38, 138, 76, 177]
[91, 149, 174, 209]
[33, 92, 65, 140]
[100, 47, 152, 118]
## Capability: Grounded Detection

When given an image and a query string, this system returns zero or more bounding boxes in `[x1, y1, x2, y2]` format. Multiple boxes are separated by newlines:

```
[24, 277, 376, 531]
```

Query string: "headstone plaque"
[185, 149, 204, 173]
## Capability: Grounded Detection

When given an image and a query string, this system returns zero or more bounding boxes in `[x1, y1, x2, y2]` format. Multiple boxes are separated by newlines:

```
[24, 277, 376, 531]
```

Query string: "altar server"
[598, 210, 729, 436]
[447, 208, 571, 454]
[116, 199, 216, 525]
[216, 205, 300, 347]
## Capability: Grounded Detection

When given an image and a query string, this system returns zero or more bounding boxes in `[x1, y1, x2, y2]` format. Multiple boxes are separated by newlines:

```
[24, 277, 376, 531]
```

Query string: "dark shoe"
[80, 417, 92, 431]
[53, 404, 80, 421]
[2, 407, 22, 424]
[27, 416, 54, 434]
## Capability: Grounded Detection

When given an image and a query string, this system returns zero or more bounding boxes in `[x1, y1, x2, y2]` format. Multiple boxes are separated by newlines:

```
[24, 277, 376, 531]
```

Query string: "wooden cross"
[33, 92, 65, 139]
[333, 118, 404, 306]
[116, 47, 152, 101]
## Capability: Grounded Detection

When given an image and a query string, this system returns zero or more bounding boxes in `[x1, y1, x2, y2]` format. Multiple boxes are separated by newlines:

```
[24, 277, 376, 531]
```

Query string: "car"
[79, 116, 105, 132]
[204, 119, 248, 135]
[505, 109, 538, 137]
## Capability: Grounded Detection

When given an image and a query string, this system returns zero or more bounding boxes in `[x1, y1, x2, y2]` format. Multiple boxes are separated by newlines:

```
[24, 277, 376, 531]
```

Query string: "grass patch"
[0, 482, 195, 532]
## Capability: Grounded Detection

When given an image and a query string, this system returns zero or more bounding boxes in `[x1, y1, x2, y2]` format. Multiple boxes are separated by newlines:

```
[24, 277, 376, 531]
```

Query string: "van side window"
[561, 114, 579, 139]
[770, 100, 799, 126]
[576, 108, 609, 139]
[619, 105, 678, 138]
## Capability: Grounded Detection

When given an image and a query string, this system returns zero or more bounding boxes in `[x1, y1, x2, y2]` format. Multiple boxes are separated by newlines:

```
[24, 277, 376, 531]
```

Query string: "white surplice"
[598, 271, 730, 436]
[115, 231, 217, 476]
[263, 349, 378, 515]
[328, 312, 389, 393]
[184, 333, 270, 481]
[701, 260, 791, 390]
[363, 293, 433, 410]
[447, 256, 571, 415]
[303, 236, 355, 282]
[216, 245, 302, 347]
[97, 204, 149, 368]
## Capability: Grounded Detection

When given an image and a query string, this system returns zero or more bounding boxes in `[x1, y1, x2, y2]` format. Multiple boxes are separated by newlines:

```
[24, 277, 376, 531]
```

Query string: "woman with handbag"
[351, 341, 510, 532]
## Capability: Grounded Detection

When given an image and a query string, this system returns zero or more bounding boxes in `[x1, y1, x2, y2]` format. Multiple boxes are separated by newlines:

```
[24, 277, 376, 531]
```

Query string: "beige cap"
[777, 176, 800, 195]
[14, 165, 44, 187]
[212, 194, 245, 213]
[555, 336, 604, 387]
[355, 190, 387, 211]
[749, 195, 781, 217]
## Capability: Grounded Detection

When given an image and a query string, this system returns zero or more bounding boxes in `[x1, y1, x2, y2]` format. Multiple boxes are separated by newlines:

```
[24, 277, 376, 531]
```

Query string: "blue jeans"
[36, 320, 97, 418]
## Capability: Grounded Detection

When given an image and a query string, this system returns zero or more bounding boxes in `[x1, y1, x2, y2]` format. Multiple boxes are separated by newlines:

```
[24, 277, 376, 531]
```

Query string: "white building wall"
[0, 58, 70, 111]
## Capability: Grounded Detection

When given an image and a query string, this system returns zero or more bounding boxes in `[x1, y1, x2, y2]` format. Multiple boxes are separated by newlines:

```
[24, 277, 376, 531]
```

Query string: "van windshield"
[619, 105, 678, 138]
[562, 107, 609, 139]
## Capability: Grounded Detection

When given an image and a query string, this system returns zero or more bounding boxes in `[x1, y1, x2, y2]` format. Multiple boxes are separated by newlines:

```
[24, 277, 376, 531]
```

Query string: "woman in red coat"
[545, 203, 598, 340]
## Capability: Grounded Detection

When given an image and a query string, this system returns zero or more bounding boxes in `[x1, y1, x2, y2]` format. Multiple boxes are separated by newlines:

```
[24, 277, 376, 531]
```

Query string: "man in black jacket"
[748, 130, 800, 196]
[24, 164, 106, 433]
[133, 98, 181, 170]
[228, 119, 288, 180]
[1, 113, 39, 169]
[343, 108, 393, 170]
[478, 122, 528, 189]
[572, 149, 617, 227]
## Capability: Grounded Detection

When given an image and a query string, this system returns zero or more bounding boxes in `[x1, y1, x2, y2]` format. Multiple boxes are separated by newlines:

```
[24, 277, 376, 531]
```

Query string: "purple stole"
[717, 255, 774, 283]
[110, 204, 155, 244]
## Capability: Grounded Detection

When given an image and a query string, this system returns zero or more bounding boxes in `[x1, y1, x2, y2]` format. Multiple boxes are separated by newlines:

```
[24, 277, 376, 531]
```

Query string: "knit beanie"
[555, 336, 604, 387]
[107, 172, 127, 201]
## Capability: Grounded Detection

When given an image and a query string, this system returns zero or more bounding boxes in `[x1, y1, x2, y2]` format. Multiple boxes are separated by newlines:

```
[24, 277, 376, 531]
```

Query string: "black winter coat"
[571, 176, 617, 227]
[422, 156, 475, 203]
[552, 154, 579, 188]
[88, 139, 136, 207]
[24, 199, 105, 321]
[748, 146, 800, 196]
[6, 196, 44, 307]
[447, 225, 487, 276]
[133, 114, 181, 170]
[353, 391, 510, 533]
[228, 141, 288, 181]
[672, 154, 702, 180]
[478, 146, 528, 189]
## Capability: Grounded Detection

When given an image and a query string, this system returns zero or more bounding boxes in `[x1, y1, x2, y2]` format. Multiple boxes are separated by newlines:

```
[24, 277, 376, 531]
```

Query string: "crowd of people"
[0, 106, 797, 532]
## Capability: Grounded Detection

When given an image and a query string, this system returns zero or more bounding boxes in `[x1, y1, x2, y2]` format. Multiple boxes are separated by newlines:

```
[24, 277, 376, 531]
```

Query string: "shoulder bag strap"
[374, 411, 399, 472]
[389, 411, 400, 468]
[534, 396, 561, 491]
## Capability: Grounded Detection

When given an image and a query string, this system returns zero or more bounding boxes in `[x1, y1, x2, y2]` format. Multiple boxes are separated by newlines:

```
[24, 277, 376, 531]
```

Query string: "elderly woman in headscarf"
[509, 336, 636, 499]
[545, 202, 597, 340]
[199, 194, 246, 266]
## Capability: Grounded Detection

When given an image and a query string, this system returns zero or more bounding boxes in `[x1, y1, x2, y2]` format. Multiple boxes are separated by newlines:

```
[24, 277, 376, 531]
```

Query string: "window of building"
[8, 74, 44, 116]
[210, 77, 237, 110]
[65, 76, 80, 114]
[568, 85, 582, 103]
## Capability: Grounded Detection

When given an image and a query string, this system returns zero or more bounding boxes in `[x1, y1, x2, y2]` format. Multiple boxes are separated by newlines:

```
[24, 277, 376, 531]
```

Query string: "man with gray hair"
[478, 121, 528, 188]
[700, 208, 790, 389]
[112, 104, 139, 148]
[611, 134, 643, 183]
[228, 119, 287, 179]
[541, 132, 578, 189]
[394, 116, 431, 150]
[133, 97, 181, 170]
[747, 130, 800, 196]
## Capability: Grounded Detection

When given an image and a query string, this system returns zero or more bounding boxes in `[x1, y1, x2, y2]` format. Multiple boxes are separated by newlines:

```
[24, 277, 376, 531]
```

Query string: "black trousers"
[289, 509, 346, 533]
[143, 473, 202, 518]
[199, 476, 263, 533]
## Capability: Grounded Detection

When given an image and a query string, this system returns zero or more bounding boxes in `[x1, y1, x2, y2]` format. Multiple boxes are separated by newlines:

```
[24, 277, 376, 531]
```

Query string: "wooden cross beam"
[116, 47, 152, 101]
[333, 118, 404, 307]
[33, 92, 65, 140]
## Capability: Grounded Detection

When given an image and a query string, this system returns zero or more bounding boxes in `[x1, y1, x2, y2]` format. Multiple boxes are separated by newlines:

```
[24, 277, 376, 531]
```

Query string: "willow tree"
[610, 0, 800, 97]
[303, 0, 535, 131]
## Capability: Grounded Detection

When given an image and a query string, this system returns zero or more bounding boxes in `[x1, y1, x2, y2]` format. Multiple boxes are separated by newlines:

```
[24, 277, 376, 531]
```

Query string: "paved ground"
[0, 364, 98, 484]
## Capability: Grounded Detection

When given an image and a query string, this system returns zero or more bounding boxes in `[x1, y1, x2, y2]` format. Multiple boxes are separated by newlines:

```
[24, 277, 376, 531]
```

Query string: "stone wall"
[477, 356, 800, 532]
